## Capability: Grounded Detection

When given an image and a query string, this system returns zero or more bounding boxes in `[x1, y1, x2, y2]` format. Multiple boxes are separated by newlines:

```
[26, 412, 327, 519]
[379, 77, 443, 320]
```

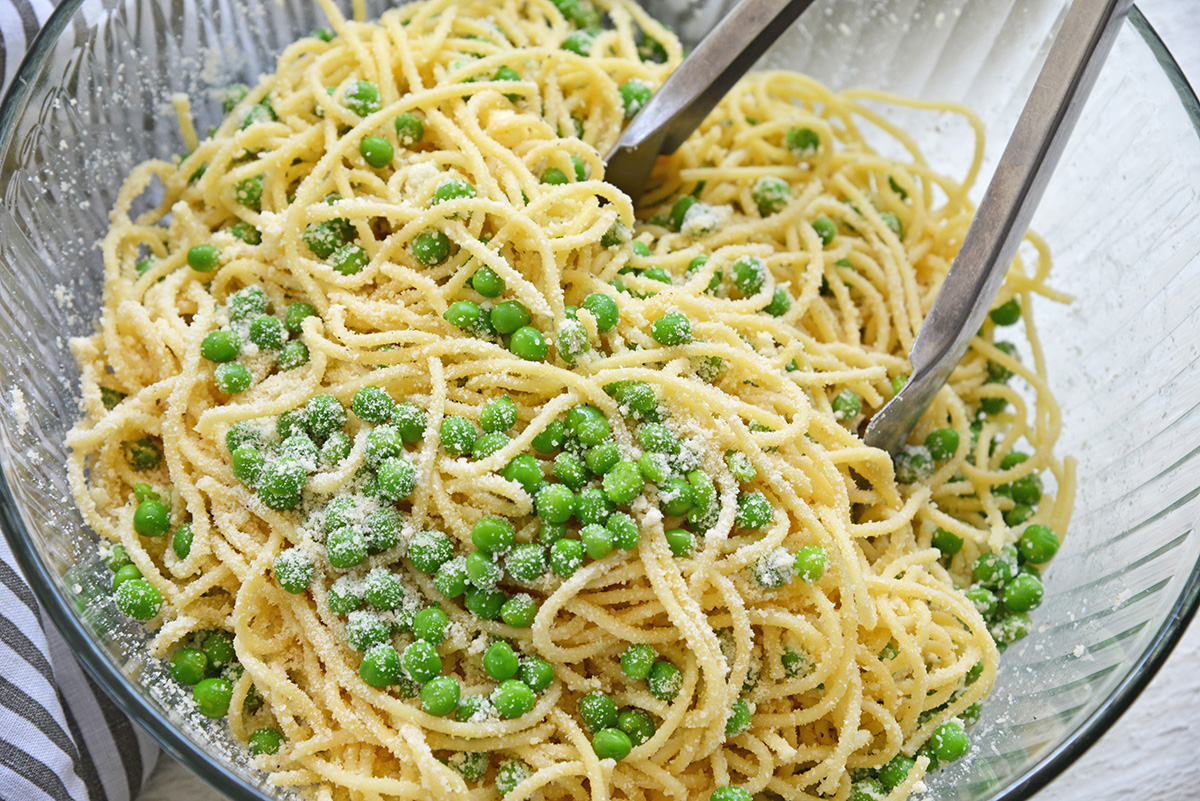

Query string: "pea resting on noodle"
[67, 0, 1071, 798]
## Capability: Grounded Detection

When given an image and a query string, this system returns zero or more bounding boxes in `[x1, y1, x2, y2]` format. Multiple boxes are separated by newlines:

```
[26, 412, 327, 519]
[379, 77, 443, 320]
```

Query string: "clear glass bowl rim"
[1, 3, 1199, 800]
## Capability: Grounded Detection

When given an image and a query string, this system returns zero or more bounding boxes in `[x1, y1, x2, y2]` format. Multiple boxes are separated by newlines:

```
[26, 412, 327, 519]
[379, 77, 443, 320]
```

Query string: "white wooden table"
[136, 2, 1200, 799]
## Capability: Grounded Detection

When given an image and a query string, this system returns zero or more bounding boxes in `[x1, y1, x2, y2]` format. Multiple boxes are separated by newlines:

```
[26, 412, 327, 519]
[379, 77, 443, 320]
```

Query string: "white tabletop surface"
[136, 2, 1200, 800]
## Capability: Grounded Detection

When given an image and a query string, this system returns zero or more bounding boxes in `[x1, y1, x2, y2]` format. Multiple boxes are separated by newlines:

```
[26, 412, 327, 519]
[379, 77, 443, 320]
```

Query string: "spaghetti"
[66, 0, 1071, 799]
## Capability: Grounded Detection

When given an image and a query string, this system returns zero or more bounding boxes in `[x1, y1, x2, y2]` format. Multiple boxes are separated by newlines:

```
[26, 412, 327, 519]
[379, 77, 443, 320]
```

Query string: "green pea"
[1018, 524, 1060, 565]
[471, 266, 505, 298]
[344, 80, 382, 116]
[925, 428, 960, 461]
[433, 559, 469, 598]
[326, 527, 368, 569]
[501, 594, 537, 627]
[658, 478, 694, 517]
[561, 29, 595, 56]
[540, 166, 569, 185]
[482, 641, 519, 681]
[229, 222, 261, 245]
[730, 255, 766, 296]
[530, 420, 566, 454]
[923, 721, 969, 766]
[762, 287, 792, 317]
[432, 178, 476, 206]
[725, 698, 752, 737]
[248, 727, 284, 756]
[785, 126, 819, 156]
[327, 576, 363, 615]
[831, 389, 861, 421]
[492, 679, 536, 718]
[134, 499, 171, 537]
[647, 659, 682, 701]
[121, 438, 162, 473]
[412, 229, 450, 266]
[401, 640, 442, 683]
[330, 242, 368, 276]
[343, 611, 390, 651]
[111, 563, 142, 590]
[988, 341, 1019, 383]
[235, 174, 263, 211]
[496, 453, 539, 494]
[620, 644, 655, 680]
[464, 587, 506, 619]
[931, 527, 964, 557]
[472, 431, 509, 460]
[273, 549, 314, 593]
[812, 215, 836, 246]
[519, 657, 554, 692]
[549, 537, 584, 578]
[106, 544, 133, 572]
[894, 446, 934, 484]
[566, 405, 610, 447]
[579, 292, 619, 331]
[725, 451, 756, 483]
[606, 512, 639, 549]
[584, 442, 620, 476]
[201, 329, 241, 362]
[187, 244, 220, 272]
[578, 523, 612, 560]
[193, 677, 233, 718]
[602, 460, 643, 505]
[879, 211, 903, 237]
[966, 585, 997, 617]
[686, 470, 716, 527]
[440, 416, 478, 456]
[536, 484, 576, 524]
[578, 691, 618, 733]
[471, 398, 515, 438]
[793, 546, 826, 582]
[359, 136, 394, 168]
[359, 643, 402, 688]
[214, 362, 252, 394]
[973, 552, 1014, 589]
[365, 507, 402, 554]
[505, 324, 548, 361]
[638, 423, 677, 455]
[651, 311, 692, 346]
[990, 298, 1022, 326]
[282, 301, 316, 333]
[663, 528, 693, 558]
[232, 441, 265, 483]
[501, 544, 545, 585]
[735, 491, 773, 529]
[421, 675, 460, 716]
[350, 386, 392, 425]
[575, 488, 613, 526]
[617, 708, 655, 746]
[394, 113, 424, 146]
[878, 754, 917, 790]
[752, 176, 790, 217]
[489, 300, 531, 335]
[1003, 572, 1044, 612]
[169, 648, 208, 685]
[471, 516, 515, 554]
[619, 79, 652, 120]
[850, 779, 886, 801]
[465, 550, 500, 590]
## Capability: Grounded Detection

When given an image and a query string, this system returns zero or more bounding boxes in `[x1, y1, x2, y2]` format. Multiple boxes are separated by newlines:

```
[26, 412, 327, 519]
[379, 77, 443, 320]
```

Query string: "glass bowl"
[1, 0, 1198, 799]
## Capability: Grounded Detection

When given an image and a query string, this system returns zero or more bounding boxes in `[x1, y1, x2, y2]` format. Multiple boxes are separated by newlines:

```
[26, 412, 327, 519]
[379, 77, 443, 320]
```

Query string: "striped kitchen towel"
[0, 3, 161, 799]
[1, 532, 159, 800]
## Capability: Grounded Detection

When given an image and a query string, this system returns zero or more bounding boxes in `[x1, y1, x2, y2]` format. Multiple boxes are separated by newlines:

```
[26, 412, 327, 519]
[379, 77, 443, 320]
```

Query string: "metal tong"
[605, 0, 820, 203]
[863, 0, 1134, 454]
